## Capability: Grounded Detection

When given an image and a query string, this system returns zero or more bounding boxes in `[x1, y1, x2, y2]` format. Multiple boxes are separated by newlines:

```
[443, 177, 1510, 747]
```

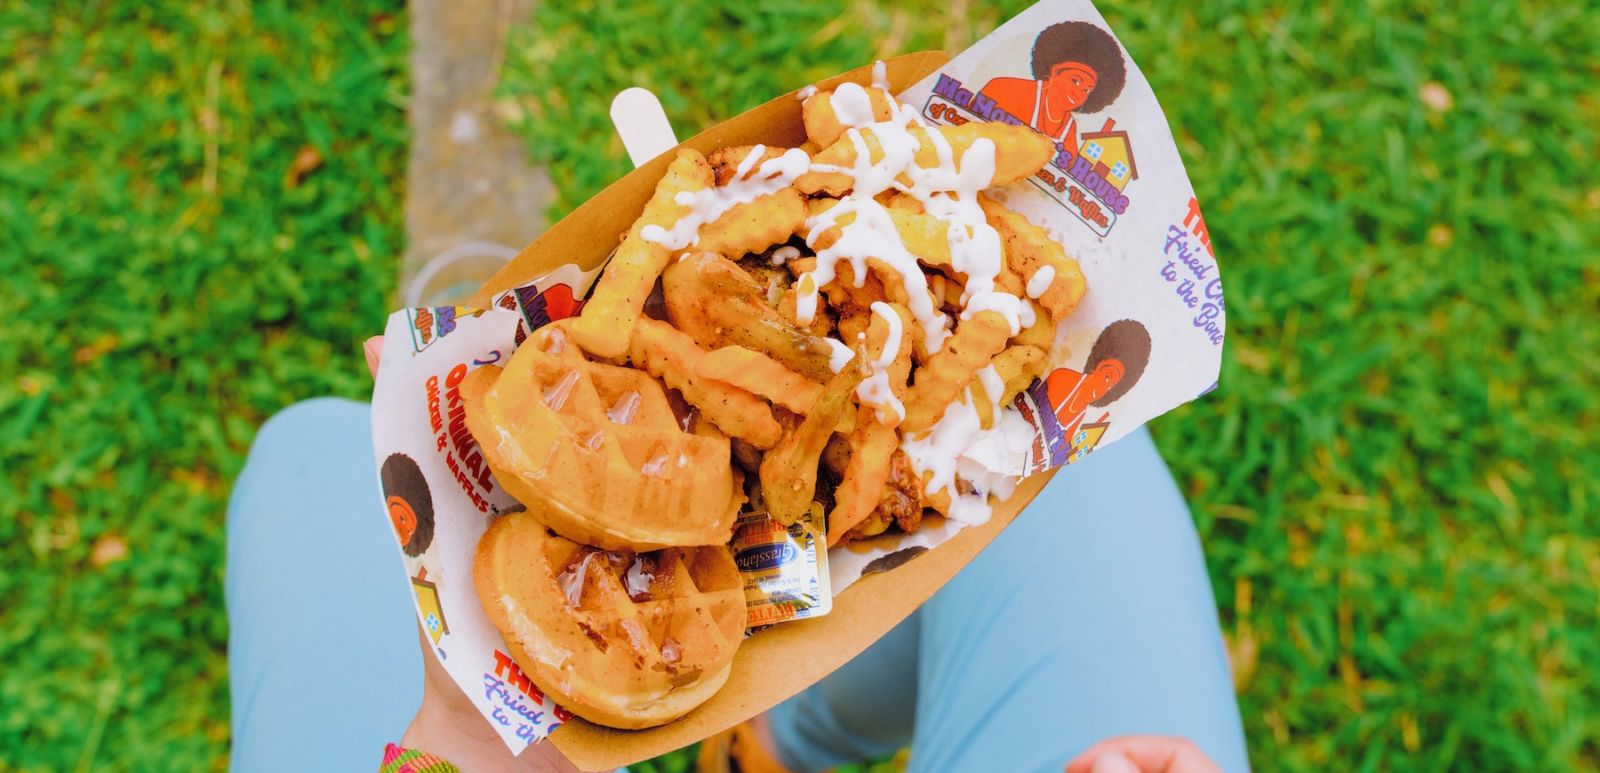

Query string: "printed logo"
[381, 452, 436, 556]
[500, 281, 584, 348]
[412, 566, 450, 646]
[735, 542, 799, 572]
[922, 20, 1135, 236]
[1027, 319, 1152, 469]
[407, 305, 487, 353]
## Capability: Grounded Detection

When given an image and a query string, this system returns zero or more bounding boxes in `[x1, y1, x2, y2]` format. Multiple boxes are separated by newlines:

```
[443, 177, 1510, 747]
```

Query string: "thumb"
[363, 336, 384, 378]
[1090, 751, 1143, 773]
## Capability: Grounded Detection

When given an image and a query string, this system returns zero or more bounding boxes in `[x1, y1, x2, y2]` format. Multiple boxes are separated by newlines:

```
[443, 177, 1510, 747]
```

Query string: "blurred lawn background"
[1, 0, 1596, 771]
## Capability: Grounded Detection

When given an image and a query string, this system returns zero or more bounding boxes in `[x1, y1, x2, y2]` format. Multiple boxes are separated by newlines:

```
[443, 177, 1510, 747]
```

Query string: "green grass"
[1, 0, 1595, 771]
[0, 1, 406, 770]
[498, 1, 1600, 770]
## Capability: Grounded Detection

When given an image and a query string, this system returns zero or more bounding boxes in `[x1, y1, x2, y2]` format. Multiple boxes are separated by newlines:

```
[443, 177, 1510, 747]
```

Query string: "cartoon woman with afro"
[381, 453, 436, 557]
[979, 20, 1128, 151]
[1043, 319, 1151, 461]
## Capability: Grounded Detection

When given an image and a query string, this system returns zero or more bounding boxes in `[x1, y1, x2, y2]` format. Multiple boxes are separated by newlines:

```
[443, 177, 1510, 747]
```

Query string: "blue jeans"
[228, 399, 1248, 772]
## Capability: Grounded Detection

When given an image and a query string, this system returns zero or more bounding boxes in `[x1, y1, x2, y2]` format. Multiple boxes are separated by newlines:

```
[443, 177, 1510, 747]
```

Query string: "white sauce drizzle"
[829, 82, 877, 128]
[976, 365, 1004, 411]
[871, 60, 890, 91]
[900, 388, 1024, 525]
[856, 369, 906, 425]
[823, 337, 854, 373]
[1026, 264, 1056, 299]
[640, 145, 812, 250]
[797, 84, 818, 101]
[787, 63, 1039, 524]
[615, 60, 1035, 525]
[850, 304, 909, 423]
[795, 273, 820, 323]
[868, 301, 902, 369]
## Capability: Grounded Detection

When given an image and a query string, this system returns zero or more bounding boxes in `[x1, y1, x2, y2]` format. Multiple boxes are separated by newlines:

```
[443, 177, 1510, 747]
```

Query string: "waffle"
[461, 321, 740, 551]
[475, 508, 747, 729]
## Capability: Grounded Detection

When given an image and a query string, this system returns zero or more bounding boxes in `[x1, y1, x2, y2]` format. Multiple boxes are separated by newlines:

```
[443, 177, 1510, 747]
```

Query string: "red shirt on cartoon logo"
[1043, 320, 1150, 459]
[977, 21, 1127, 152]
[539, 283, 582, 321]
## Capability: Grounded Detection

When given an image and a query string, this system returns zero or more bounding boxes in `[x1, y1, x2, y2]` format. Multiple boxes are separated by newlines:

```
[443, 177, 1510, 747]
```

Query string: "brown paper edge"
[467, 52, 1063, 770]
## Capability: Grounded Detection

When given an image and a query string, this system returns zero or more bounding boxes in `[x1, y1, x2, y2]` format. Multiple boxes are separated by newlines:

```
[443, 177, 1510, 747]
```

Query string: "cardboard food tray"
[460, 52, 1065, 770]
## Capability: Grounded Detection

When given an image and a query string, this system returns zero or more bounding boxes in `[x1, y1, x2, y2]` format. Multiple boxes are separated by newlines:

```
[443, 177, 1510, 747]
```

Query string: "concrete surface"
[403, 0, 550, 304]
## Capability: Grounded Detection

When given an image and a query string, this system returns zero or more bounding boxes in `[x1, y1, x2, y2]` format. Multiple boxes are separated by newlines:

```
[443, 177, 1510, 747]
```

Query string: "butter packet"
[730, 506, 832, 629]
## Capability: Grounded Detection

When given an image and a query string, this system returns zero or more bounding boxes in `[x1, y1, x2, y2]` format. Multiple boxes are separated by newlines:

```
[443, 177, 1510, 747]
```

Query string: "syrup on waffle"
[476, 508, 746, 729]
[462, 321, 740, 550]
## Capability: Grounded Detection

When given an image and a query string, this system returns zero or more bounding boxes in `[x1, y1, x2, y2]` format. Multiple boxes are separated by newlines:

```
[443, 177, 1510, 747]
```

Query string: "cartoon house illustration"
[412, 567, 450, 646]
[1077, 118, 1139, 192]
[1068, 418, 1111, 463]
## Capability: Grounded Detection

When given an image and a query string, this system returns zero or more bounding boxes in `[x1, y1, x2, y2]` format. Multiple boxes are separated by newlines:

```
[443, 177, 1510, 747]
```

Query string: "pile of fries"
[562, 66, 1086, 544]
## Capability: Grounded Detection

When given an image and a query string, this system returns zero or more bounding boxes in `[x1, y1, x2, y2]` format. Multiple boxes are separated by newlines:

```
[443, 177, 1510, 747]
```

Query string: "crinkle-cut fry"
[924, 122, 1053, 185]
[797, 122, 1053, 196]
[900, 310, 1012, 433]
[696, 345, 822, 415]
[889, 208, 954, 272]
[569, 149, 713, 358]
[970, 381, 998, 429]
[1011, 300, 1054, 350]
[882, 191, 924, 214]
[760, 352, 866, 525]
[822, 260, 890, 316]
[805, 202, 941, 323]
[927, 272, 960, 313]
[827, 419, 898, 544]
[864, 257, 942, 363]
[661, 252, 838, 382]
[804, 197, 931, 275]
[802, 86, 893, 148]
[994, 260, 1027, 298]
[696, 145, 809, 257]
[869, 301, 914, 402]
[698, 188, 807, 258]
[990, 344, 1049, 406]
[629, 318, 782, 449]
[706, 145, 780, 185]
[979, 194, 1087, 323]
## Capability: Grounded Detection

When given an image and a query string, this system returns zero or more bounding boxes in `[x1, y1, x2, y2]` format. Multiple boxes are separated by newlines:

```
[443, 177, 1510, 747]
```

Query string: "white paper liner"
[368, 0, 1224, 752]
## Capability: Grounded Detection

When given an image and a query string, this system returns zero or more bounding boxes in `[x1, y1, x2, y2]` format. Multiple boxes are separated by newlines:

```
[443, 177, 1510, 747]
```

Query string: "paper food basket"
[370, 2, 1225, 768]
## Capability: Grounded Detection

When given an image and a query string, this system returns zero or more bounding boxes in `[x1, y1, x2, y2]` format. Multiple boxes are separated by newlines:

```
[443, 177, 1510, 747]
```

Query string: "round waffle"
[475, 507, 747, 729]
[461, 321, 739, 551]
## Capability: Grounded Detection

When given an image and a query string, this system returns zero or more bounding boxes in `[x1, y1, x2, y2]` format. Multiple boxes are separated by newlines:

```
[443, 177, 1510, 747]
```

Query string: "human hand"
[1066, 735, 1222, 773]
[367, 336, 581, 772]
